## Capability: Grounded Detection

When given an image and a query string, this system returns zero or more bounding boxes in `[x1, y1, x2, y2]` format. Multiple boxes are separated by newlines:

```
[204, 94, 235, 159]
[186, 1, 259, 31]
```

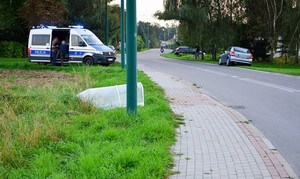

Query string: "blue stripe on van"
[30, 50, 50, 55]
[69, 51, 87, 56]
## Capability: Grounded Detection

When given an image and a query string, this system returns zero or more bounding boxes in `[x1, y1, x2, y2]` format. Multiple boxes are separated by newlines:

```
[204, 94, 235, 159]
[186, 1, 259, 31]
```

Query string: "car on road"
[219, 46, 253, 66]
[173, 46, 195, 55]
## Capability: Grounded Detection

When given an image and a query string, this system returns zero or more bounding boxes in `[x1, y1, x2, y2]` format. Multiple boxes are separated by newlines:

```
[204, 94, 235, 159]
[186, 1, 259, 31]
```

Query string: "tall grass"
[0, 58, 176, 178]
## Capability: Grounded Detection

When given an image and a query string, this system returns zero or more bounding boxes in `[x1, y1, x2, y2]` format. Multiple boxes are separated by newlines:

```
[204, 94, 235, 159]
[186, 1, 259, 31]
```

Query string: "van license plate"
[108, 58, 113, 61]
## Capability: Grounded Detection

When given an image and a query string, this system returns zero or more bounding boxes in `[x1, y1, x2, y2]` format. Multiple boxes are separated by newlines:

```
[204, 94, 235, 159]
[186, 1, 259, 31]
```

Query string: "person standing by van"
[195, 46, 200, 60]
[51, 37, 59, 66]
[59, 40, 68, 66]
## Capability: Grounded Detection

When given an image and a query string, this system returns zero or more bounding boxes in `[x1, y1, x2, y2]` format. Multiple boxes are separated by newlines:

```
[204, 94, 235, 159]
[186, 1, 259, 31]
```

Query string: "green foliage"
[137, 35, 145, 51]
[0, 0, 122, 48]
[0, 0, 27, 42]
[160, 0, 300, 63]
[137, 21, 177, 48]
[0, 41, 25, 58]
[67, 0, 120, 47]
[0, 58, 177, 178]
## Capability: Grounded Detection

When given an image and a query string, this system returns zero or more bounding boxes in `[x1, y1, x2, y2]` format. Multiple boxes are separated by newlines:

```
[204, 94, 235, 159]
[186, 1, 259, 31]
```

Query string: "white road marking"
[141, 55, 300, 93]
[239, 78, 297, 93]
[197, 68, 229, 76]
[195, 67, 300, 93]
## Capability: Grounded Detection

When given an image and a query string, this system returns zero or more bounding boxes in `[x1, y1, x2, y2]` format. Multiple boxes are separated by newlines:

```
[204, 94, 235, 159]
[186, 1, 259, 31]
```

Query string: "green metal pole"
[121, 0, 125, 69]
[126, 0, 137, 115]
[105, 0, 109, 45]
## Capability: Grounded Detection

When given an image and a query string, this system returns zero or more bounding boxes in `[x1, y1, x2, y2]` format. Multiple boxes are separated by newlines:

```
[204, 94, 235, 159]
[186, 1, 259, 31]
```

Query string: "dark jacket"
[60, 44, 69, 55]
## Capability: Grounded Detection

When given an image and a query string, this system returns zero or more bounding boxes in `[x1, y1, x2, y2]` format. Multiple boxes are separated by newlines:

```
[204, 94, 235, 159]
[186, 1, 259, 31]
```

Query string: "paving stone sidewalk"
[139, 65, 297, 179]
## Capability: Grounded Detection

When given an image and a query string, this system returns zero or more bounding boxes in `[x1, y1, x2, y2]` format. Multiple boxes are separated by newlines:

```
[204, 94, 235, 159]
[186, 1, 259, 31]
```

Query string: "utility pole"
[105, 0, 109, 45]
[126, 0, 137, 115]
[120, 0, 125, 69]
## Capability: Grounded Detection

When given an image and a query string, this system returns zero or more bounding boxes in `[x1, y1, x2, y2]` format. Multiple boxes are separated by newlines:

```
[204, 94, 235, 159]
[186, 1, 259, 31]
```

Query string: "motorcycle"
[160, 48, 164, 53]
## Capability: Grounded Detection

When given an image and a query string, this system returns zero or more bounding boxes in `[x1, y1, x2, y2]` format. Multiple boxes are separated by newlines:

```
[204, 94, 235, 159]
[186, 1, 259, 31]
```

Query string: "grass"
[161, 52, 300, 76]
[0, 58, 177, 178]
[161, 52, 218, 64]
[241, 63, 300, 76]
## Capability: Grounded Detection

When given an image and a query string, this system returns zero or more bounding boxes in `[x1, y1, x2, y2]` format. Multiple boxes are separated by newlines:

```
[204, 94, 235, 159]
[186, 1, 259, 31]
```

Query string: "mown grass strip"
[241, 63, 300, 76]
[161, 52, 218, 64]
[161, 53, 300, 76]
[0, 58, 177, 178]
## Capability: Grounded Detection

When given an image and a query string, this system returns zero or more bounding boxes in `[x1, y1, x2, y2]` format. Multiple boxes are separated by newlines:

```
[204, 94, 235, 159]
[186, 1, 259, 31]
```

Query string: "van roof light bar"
[68, 25, 84, 29]
[46, 26, 58, 29]
[34, 24, 57, 29]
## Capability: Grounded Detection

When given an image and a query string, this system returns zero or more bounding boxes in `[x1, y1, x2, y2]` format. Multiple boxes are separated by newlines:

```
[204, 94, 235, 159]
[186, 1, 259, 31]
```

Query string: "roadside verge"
[161, 52, 300, 76]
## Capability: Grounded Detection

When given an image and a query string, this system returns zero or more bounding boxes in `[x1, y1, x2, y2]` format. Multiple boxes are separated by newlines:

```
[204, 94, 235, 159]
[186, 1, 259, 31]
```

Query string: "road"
[137, 49, 300, 177]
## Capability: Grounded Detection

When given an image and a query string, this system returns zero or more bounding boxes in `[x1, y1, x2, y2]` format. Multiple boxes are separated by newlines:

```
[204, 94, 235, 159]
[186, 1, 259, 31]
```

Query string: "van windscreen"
[81, 35, 103, 45]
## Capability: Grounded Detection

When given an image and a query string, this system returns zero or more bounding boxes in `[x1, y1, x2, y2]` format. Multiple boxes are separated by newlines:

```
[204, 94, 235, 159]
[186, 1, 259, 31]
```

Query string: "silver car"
[219, 46, 253, 66]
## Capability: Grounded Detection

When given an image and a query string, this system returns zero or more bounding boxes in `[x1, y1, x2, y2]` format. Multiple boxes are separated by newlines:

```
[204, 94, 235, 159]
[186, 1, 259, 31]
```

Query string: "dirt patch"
[0, 70, 76, 88]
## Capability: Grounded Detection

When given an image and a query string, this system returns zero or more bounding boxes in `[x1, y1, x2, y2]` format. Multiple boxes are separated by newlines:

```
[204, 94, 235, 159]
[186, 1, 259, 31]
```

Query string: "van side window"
[71, 35, 82, 46]
[32, 35, 50, 46]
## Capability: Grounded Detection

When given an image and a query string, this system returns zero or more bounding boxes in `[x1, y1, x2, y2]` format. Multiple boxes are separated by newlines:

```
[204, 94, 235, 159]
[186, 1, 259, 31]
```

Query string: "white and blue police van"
[28, 25, 116, 65]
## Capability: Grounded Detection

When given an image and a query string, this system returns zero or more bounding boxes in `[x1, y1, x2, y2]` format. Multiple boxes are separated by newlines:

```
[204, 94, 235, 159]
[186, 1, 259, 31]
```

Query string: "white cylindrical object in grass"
[77, 82, 144, 109]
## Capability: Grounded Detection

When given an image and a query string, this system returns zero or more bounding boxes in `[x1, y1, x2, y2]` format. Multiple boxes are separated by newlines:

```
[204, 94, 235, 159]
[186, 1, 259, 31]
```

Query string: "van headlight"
[95, 51, 103, 55]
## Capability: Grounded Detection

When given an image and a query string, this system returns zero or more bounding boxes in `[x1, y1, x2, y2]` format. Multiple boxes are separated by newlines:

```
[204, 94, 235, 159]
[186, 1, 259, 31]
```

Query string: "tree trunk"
[270, 48, 274, 63]
[271, 16, 277, 64]
[212, 43, 217, 61]
[297, 34, 300, 64]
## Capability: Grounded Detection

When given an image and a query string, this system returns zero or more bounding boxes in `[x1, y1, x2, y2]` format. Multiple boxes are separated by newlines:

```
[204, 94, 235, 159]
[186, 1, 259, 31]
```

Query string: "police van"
[28, 25, 116, 65]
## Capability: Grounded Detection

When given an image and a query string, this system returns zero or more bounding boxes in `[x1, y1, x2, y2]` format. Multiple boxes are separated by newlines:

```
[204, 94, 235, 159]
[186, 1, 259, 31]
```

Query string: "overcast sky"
[112, 0, 175, 27]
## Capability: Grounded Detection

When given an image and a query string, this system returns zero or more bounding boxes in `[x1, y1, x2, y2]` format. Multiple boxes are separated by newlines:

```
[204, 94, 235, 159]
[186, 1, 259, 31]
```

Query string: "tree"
[263, 0, 285, 62]
[137, 35, 145, 51]
[281, 0, 300, 63]
[157, 0, 246, 60]
[0, 0, 27, 42]
[66, 0, 120, 46]
[19, 0, 68, 28]
[137, 21, 177, 48]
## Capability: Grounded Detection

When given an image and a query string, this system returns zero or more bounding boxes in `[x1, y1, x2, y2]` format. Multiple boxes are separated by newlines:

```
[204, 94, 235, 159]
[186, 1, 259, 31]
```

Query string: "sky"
[111, 0, 175, 27]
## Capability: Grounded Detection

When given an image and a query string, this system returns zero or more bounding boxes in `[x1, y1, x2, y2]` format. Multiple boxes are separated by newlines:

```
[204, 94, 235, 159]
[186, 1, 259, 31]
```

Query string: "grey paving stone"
[138, 66, 291, 179]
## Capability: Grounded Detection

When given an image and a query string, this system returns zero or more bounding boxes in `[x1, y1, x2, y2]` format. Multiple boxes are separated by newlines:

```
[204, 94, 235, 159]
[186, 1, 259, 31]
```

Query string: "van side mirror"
[79, 41, 87, 47]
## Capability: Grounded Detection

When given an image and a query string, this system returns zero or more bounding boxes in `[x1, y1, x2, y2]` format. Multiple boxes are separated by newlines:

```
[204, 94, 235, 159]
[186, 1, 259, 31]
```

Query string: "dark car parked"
[173, 46, 195, 55]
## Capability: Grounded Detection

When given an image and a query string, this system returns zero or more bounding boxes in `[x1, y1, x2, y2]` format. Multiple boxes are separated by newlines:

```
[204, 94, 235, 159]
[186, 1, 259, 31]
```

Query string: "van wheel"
[84, 57, 94, 66]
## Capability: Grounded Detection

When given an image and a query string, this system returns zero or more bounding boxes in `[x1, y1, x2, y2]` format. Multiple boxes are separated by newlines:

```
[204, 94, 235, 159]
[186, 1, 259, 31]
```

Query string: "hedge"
[0, 41, 25, 58]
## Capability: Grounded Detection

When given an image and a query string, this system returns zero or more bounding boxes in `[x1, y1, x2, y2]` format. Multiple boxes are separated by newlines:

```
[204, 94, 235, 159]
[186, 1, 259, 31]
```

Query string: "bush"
[137, 35, 145, 51]
[0, 41, 25, 58]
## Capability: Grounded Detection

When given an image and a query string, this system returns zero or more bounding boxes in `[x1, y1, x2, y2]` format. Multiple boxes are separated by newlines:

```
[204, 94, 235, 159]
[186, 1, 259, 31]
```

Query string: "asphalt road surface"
[137, 49, 300, 177]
